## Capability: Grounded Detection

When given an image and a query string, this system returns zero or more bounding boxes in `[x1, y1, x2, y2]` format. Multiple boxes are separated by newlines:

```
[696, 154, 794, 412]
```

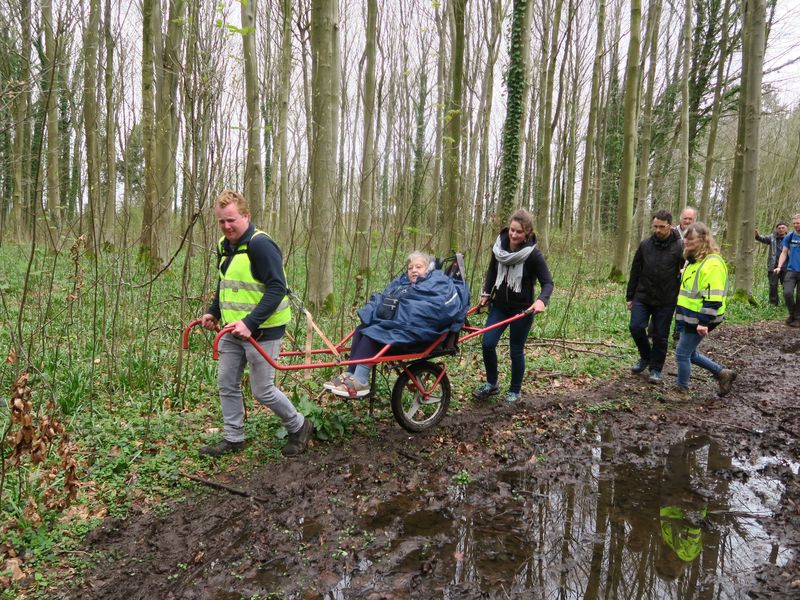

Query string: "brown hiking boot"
[716, 369, 737, 397]
[199, 439, 244, 458]
[282, 419, 314, 457]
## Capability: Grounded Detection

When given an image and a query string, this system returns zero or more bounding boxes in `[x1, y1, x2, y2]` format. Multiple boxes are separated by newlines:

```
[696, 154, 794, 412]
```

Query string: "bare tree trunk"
[699, 0, 732, 223]
[577, 0, 605, 241]
[536, 0, 563, 251]
[441, 0, 466, 254]
[734, 0, 766, 301]
[678, 0, 692, 210]
[140, 0, 157, 263]
[610, 0, 641, 280]
[633, 0, 662, 241]
[83, 0, 102, 253]
[11, 0, 32, 238]
[277, 0, 293, 246]
[150, 0, 184, 266]
[241, 0, 264, 225]
[103, 0, 116, 245]
[42, 0, 61, 241]
[308, 0, 339, 312]
[355, 0, 378, 279]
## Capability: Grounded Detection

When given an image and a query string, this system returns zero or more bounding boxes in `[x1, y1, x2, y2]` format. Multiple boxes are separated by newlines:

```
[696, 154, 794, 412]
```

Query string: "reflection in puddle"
[357, 432, 795, 597]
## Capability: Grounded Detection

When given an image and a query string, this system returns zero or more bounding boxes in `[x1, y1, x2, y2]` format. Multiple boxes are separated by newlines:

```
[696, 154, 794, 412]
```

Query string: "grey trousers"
[217, 334, 304, 442]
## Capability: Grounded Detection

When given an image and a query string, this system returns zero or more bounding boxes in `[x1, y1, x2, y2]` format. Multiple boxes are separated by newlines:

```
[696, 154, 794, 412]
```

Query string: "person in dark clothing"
[755, 222, 788, 306]
[626, 210, 684, 384]
[473, 209, 554, 404]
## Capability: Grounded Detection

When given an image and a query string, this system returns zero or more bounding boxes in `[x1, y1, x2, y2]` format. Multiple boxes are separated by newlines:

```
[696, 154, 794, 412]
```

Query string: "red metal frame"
[182, 305, 529, 372]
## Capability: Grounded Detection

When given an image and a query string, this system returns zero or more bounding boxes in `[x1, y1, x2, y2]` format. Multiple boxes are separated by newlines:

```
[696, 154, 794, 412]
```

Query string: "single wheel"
[390, 361, 450, 432]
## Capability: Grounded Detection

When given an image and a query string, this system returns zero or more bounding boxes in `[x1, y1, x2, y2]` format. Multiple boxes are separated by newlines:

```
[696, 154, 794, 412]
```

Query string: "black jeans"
[767, 269, 786, 305]
[784, 271, 800, 321]
[630, 300, 675, 372]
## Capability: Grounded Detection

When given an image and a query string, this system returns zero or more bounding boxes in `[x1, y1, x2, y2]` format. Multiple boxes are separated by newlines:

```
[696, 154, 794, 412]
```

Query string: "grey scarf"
[492, 236, 535, 293]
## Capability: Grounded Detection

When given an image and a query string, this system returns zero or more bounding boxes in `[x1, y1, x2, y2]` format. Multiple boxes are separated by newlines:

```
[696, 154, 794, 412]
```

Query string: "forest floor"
[63, 320, 799, 599]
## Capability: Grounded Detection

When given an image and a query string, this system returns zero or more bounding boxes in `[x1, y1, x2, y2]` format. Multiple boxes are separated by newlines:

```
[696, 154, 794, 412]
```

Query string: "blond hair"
[215, 190, 250, 216]
[683, 222, 719, 260]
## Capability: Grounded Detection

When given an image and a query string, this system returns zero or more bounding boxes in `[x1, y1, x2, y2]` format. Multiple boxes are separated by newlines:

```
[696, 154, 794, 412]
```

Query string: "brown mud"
[71, 321, 799, 599]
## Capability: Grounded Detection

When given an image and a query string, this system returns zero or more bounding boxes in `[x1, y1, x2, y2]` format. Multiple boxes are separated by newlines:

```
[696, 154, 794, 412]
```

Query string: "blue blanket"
[358, 269, 470, 346]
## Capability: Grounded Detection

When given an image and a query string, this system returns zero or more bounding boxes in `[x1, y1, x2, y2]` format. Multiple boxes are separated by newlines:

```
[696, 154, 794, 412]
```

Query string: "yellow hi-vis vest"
[676, 254, 728, 325]
[217, 231, 291, 329]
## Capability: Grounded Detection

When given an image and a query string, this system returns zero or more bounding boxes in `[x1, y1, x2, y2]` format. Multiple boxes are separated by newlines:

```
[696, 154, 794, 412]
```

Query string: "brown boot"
[281, 419, 314, 457]
[199, 439, 244, 457]
[716, 369, 737, 397]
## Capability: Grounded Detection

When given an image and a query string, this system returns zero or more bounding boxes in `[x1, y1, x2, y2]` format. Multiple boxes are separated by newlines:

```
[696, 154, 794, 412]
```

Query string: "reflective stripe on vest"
[676, 254, 728, 318]
[218, 230, 291, 328]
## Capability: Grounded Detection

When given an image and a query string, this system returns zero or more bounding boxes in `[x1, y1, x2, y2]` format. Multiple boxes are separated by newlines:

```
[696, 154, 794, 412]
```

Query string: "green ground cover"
[0, 234, 783, 596]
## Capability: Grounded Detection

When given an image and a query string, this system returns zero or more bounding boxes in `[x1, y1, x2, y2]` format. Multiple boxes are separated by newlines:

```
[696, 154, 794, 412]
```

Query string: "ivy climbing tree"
[498, 0, 528, 226]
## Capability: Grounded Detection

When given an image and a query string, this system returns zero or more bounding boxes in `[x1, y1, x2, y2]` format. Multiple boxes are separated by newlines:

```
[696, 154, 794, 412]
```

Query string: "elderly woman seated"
[324, 251, 469, 397]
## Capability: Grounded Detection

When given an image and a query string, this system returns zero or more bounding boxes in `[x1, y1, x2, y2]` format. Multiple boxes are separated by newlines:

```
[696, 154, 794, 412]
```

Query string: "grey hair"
[406, 251, 434, 273]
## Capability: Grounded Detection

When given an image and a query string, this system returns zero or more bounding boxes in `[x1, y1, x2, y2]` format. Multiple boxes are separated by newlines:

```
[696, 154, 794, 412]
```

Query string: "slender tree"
[678, 0, 692, 211]
[241, 0, 264, 224]
[576, 0, 605, 241]
[441, 0, 466, 254]
[308, 0, 339, 312]
[42, 0, 61, 238]
[83, 0, 102, 252]
[355, 0, 378, 279]
[734, 0, 766, 301]
[498, 0, 530, 223]
[610, 0, 641, 281]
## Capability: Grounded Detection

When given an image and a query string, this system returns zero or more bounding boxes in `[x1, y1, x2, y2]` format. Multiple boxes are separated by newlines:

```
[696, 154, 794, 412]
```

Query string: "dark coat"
[755, 231, 786, 270]
[358, 269, 470, 346]
[626, 229, 684, 306]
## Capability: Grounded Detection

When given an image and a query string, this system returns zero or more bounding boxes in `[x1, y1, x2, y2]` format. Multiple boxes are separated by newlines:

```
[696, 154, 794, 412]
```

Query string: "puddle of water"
[352, 432, 796, 598]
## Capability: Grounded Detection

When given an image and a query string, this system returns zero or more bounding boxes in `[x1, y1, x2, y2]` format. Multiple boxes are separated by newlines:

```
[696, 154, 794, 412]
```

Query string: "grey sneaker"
[630, 359, 648, 374]
[648, 369, 662, 384]
[282, 419, 314, 457]
[199, 439, 244, 458]
[716, 369, 737, 397]
[504, 391, 521, 403]
[329, 373, 370, 398]
[472, 382, 500, 400]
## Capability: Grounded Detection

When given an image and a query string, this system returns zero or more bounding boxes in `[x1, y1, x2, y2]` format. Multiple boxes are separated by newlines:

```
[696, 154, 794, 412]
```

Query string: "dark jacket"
[626, 229, 683, 306]
[358, 269, 470, 346]
[482, 229, 554, 312]
[755, 231, 786, 270]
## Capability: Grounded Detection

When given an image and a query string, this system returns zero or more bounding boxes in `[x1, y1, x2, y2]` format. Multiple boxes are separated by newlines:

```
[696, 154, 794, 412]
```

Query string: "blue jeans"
[629, 301, 674, 371]
[481, 306, 534, 394]
[674, 330, 722, 389]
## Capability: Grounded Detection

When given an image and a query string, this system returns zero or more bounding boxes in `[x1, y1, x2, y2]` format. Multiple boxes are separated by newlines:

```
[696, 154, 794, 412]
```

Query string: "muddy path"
[70, 321, 799, 599]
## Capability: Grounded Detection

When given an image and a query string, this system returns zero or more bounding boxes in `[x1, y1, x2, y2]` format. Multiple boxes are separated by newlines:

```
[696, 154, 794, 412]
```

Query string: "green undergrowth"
[0, 235, 784, 596]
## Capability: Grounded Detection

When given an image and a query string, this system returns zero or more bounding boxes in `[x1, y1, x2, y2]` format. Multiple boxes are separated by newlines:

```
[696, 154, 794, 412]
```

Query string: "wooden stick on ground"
[183, 473, 271, 503]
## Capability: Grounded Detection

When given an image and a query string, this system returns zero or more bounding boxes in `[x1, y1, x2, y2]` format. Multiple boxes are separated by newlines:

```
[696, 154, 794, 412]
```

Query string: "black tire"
[390, 361, 450, 432]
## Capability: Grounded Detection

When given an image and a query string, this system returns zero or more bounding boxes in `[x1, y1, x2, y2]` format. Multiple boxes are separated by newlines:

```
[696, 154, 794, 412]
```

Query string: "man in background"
[774, 214, 800, 327]
[755, 222, 788, 306]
